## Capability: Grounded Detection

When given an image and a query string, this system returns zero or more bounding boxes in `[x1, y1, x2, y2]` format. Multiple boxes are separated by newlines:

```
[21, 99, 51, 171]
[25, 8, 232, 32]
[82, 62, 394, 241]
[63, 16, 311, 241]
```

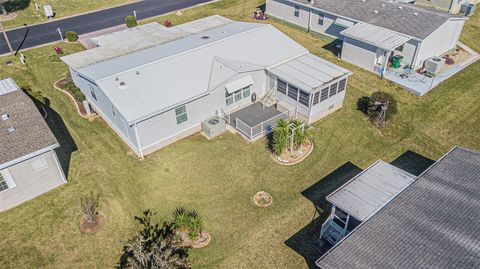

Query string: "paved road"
[0, 0, 212, 55]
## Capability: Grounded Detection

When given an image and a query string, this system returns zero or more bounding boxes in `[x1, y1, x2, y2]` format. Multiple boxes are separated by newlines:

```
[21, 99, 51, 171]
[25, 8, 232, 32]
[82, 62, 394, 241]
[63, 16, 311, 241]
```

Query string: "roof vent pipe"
[119, 82, 127, 90]
[1, 113, 9, 121]
[398, 6, 403, 9]
[7, 126, 15, 133]
[374, 10, 379, 13]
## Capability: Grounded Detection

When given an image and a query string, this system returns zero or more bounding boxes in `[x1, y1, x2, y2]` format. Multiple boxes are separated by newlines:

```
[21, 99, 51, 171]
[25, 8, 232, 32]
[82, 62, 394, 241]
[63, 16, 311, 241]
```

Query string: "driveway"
[0, 0, 213, 55]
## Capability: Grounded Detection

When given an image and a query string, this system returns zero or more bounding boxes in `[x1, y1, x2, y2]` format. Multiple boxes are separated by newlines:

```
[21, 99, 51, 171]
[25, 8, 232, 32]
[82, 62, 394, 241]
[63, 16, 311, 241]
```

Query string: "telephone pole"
[0, 20, 14, 56]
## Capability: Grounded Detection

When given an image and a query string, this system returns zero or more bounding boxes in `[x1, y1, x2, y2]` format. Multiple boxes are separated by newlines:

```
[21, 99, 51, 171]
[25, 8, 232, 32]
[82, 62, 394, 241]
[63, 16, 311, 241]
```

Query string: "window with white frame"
[294, 5, 300, 17]
[277, 79, 287, 95]
[175, 105, 188, 124]
[30, 156, 49, 173]
[320, 87, 329, 102]
[225, 86, 251, 106]
[318, 14, 324, 25]
[299, 90, 311, 107]
[338, 79, 347, 92]
[329, 83, 338, 97]
[0, 169, 15, 192]
[287, 84, 299, 101]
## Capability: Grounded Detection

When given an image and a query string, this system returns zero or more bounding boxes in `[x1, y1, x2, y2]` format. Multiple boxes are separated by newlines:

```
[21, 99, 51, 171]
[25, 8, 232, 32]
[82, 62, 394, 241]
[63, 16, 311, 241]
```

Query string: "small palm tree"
[272, 119, 290, 155]
[172, 207, 189, 232]
[172, 208, 204, 241]
[293, 121, 312, 149]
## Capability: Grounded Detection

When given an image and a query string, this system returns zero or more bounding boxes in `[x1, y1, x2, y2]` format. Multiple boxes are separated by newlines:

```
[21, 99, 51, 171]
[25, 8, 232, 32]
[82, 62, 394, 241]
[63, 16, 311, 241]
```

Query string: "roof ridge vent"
[1, 113, 9, 121]
[7, 126, 15, 133]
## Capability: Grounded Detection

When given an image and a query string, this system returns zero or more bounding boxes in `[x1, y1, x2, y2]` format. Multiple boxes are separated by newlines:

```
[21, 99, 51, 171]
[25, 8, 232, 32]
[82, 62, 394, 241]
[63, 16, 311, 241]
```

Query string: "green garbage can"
[392, 55, 403, 68]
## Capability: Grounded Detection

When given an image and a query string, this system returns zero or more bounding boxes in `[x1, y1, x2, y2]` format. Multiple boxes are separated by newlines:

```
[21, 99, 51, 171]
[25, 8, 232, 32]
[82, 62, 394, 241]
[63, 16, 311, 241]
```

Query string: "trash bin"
[392, 55, 403, 69]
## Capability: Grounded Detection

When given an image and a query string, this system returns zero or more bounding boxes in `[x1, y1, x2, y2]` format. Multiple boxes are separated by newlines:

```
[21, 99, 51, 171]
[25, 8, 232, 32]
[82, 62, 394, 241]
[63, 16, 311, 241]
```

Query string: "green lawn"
[0, 0, 479, 268]
[1, 0, 132, 29]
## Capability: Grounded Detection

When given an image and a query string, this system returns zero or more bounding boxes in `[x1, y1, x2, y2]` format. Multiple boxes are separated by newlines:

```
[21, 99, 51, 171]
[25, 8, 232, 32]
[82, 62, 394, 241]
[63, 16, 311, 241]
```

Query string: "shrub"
[164, 19, 172, 27]
[66, 80, 86, 102]
[125, 15, 137, 28]
[357, 96, 370, 114]
[172, 207, 204, 241]
[65, 31, 78, 42]
[272, 119, 289, 155]
[80, 192, 100, 223]
[48, 54, 61, 63]
[367, 91, 397, 121]
[119, 210, 190, 269]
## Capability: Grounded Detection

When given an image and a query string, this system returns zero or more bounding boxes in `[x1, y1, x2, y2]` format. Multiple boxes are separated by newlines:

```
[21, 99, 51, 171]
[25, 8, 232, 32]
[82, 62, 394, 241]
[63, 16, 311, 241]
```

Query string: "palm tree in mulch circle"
[172, 207, 204, 241]
[272, 118, 290, 155]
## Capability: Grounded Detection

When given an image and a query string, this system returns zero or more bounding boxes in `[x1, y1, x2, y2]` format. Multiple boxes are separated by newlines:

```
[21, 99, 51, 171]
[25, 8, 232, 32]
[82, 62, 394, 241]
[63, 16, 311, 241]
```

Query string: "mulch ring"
[252, 191, 273, 208]
[54, 77, 97, 120]
[79, 213, 102, 234]
[271, 140, 314, 166]
[180, 232, 211, 249]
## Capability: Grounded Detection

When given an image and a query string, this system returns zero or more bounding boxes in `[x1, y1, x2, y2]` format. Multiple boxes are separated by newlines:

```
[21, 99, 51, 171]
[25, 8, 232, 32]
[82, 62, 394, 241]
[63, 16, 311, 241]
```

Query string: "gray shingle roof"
[317, 147, 480, 269]
[293, 0, 460, 39]
[0, 79, 58, 166]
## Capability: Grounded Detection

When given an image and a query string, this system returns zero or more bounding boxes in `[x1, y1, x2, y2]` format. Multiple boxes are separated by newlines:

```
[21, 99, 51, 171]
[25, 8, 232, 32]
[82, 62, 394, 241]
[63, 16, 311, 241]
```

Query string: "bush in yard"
[356, 96, 370, 114]
[367, 91, 397, 121]
[125, 15, 137, 28]
[119, 210, 190, 269]
[65, 31, 78, 42]
[164, 19, 173, 27]
[271, 118, 289, 155]
[80, 191, 100, 224]
[66, 80, 86, 102]
[172, 207, 204, 241]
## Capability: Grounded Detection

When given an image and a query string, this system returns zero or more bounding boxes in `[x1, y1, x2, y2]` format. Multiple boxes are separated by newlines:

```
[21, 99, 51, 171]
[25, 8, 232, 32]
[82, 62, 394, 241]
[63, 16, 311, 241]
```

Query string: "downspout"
[307, 0, 314, 33]
[134, 123, 144, 159]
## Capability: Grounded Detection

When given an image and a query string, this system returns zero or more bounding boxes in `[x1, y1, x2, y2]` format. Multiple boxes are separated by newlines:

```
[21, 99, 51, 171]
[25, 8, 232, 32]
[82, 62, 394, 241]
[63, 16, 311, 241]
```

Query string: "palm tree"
[272, 119, 289, 155]
[118, 210, 190, 269]
[172, 208, 204, 241]
[292, 120, 312, 149]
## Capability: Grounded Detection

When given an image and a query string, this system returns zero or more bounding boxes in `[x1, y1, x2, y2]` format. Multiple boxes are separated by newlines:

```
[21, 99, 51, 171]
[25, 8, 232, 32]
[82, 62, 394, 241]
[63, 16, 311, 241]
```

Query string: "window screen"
[287, 85, 299, 101]
[0, 170, 14, 192]
[329, 83, 338, 97]
[338, 79, 347, 92]
[175, 105, 188, 124]
[299, 90, 310, 107]
[313, 91, 320, 105]
[320, 87, 329, 102]
[294, 6, 300, 17]
[277, 79, 287, 95]
[0, 173, 8, 191]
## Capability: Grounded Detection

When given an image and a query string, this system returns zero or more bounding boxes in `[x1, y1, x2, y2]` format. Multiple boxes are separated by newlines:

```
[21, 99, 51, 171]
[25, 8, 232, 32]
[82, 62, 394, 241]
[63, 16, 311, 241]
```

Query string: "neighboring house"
[415, 0, 467, 14]
[266, 0, 466, 75]
[316, 146, 480, 268]
[62, 16, 352, 157]
[0, 78, 66, 212]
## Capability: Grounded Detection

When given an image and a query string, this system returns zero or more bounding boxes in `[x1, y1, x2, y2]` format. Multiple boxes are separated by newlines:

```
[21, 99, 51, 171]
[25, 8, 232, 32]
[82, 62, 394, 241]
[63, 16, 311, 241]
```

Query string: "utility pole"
[0, 20, 14, 56]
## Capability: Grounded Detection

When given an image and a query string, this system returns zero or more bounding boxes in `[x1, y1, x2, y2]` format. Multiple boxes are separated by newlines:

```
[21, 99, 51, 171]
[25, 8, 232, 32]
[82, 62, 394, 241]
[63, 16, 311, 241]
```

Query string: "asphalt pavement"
[0, 0, 212, 55]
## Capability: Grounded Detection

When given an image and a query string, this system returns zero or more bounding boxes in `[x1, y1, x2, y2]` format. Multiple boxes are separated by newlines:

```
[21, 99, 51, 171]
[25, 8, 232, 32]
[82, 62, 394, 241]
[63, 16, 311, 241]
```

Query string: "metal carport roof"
[326, 160, 415, 221]
[341, 22, 411, 51]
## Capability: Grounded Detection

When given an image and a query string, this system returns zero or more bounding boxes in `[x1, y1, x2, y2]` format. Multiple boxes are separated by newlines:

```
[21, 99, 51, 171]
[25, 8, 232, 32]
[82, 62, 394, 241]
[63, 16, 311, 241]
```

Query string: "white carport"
[340, 23, 412, 75]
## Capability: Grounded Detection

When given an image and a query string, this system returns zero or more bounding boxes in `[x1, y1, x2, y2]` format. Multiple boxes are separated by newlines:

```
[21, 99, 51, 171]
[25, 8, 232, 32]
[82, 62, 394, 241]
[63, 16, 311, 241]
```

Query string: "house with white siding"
[0, 78, 66, 212]
[62, 16, 352, 157]
[267, 0, 467, 75]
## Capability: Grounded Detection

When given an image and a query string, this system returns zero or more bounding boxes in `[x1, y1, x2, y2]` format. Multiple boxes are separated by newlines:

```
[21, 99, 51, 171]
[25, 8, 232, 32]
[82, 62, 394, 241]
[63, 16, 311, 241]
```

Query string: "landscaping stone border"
[181, 232, 211, 249]
[54, 77, 98, 121]
[271, 140, 314, 166]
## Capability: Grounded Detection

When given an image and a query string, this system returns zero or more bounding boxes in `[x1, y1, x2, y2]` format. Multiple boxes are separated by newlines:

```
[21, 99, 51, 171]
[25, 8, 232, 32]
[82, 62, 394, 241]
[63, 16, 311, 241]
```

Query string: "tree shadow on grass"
[23, 89, 77, 179]
[285, 162, 362, 268]
[391, 150, 435, 176]
[4, 0, 30, 13]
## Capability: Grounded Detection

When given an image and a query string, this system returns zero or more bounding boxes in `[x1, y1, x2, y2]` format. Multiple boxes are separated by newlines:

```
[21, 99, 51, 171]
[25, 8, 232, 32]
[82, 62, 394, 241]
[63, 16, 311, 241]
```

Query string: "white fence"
[235, 107, 296, 140]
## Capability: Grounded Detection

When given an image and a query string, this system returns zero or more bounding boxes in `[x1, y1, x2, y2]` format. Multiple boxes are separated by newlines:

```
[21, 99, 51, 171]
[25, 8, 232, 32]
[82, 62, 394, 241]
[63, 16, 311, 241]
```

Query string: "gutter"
[0, 144, 60, 170]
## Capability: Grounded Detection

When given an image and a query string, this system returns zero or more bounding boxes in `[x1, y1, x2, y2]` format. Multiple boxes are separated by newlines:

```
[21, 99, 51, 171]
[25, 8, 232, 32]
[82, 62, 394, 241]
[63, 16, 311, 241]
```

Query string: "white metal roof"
[327, 160, 415, 221]
[62, 15, 233, 69]
[77, 21, 308, 124]
[269, 53, 351, 92]
[0, 78, 19, 96]
[341, 22, 411, 51]
[334, 18, 355, 28]
[225, 75, 254, 93]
